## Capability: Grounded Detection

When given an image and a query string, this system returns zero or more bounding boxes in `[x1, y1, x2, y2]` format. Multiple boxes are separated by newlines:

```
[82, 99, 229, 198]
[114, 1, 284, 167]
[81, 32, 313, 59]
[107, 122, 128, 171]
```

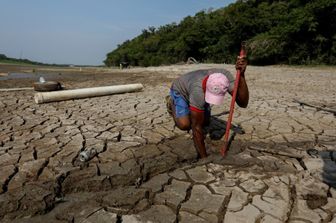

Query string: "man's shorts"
[170, 89, 211, 118]
[170, 89, 190, 118]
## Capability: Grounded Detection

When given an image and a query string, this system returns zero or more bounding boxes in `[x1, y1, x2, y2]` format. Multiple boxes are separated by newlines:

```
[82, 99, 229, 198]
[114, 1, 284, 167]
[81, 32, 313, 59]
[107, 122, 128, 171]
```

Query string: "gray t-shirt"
[171, 69, 235, 110]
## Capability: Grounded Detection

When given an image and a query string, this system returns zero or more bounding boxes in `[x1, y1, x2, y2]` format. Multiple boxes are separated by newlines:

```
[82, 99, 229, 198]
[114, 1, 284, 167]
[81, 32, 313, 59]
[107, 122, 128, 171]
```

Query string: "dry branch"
[248, 146, 303, 159]
[293, 99, 336, 115]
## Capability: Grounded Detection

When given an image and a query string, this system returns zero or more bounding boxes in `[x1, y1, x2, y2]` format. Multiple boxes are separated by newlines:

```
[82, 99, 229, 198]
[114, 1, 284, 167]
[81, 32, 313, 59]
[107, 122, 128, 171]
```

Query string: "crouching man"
[166, 57, 249, 158]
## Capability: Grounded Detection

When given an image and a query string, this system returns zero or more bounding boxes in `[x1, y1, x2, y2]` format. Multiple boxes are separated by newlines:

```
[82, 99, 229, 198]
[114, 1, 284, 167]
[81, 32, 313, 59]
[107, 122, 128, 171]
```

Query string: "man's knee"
[176, 118, 191, 131]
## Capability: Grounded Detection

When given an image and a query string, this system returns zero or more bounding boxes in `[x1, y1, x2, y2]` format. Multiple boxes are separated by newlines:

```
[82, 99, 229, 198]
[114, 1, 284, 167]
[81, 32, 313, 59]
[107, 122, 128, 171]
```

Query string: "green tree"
[104, 0, 336, 66]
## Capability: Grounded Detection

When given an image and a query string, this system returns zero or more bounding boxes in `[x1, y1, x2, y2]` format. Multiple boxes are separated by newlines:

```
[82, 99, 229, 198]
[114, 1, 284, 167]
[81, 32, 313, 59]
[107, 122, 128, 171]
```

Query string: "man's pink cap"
[205, 73, 230, 105]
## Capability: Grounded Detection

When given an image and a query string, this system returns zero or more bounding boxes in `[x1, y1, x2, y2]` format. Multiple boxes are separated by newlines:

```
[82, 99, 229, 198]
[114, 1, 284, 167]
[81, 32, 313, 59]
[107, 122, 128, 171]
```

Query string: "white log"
[34, 83, 143, 104]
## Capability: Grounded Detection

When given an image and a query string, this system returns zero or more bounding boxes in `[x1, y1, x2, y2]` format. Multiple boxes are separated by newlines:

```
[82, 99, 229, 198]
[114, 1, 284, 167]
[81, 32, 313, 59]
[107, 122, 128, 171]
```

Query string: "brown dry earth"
[0, 63, 336, 223]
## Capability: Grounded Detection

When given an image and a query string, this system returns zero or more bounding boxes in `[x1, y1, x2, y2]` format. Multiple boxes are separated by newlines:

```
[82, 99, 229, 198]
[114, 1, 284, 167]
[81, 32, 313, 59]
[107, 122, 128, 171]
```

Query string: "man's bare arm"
[234, 56, 249, 108]
[236, 75, 249, 108]
[190, 111, 207, 158]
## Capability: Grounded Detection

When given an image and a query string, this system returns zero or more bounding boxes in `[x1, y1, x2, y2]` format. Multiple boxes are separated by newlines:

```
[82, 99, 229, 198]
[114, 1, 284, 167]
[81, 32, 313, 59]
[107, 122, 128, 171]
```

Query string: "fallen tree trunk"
[34, 83, 143, 104]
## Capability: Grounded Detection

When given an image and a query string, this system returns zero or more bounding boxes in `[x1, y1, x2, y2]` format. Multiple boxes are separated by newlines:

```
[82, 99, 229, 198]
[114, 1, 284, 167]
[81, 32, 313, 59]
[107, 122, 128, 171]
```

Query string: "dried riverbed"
[0, 64, 336, 222]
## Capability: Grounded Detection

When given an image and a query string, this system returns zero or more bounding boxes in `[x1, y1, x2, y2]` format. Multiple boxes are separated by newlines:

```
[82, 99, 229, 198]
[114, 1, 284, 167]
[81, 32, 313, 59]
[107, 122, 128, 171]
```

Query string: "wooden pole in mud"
[221, 43, 247, 157]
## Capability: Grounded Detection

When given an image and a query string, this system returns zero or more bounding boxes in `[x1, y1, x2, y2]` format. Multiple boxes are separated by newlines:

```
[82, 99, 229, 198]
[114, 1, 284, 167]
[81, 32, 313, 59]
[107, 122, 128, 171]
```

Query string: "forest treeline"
[0, 54, 47, 66]
[104, 0, 336, 67]
[0, 54, 74, 67]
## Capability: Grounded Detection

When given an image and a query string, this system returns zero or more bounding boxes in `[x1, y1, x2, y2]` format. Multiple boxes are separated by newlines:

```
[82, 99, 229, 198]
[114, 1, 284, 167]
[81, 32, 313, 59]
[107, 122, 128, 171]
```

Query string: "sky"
[0, 0, 234, 65]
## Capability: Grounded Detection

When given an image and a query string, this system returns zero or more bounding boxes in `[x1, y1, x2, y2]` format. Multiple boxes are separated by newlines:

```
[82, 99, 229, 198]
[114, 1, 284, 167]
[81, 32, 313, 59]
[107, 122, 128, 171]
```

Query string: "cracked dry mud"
[0, 64, 336, 223]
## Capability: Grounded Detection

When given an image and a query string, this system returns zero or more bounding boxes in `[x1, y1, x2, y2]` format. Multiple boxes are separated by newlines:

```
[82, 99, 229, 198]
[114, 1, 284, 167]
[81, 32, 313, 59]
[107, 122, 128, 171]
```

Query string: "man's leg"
[204, 103, 211, 127]
[169, 90, 191, 131]
[165, 95, 173, 116]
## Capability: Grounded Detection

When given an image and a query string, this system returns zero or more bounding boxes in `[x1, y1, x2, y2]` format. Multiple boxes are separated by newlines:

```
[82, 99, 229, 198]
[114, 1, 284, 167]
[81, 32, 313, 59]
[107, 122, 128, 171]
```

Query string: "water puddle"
[0, 72, 60, 81]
